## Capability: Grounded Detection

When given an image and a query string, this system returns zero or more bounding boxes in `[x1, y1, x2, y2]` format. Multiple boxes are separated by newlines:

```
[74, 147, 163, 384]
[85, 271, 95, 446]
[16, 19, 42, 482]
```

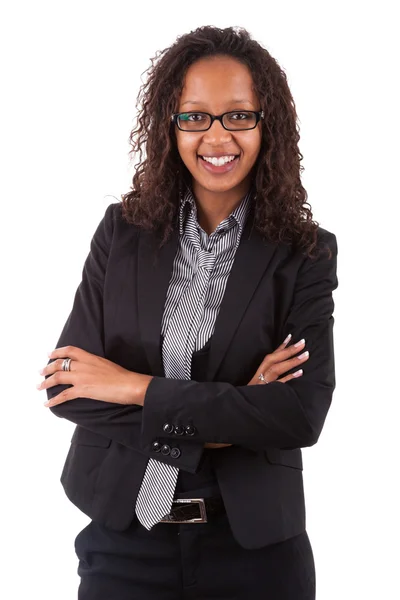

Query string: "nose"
[202, 118, 233, 144]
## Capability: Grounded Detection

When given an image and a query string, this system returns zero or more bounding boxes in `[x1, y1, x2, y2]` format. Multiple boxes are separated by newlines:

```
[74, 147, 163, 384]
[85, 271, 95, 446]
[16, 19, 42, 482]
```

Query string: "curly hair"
[120, 25, 329, 260]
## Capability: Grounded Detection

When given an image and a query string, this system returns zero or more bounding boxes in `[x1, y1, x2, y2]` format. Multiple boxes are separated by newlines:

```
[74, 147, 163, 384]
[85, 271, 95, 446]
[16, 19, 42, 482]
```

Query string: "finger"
[258, 349, 309, 382]
[266, 351, 310, 379]
[273, 333, 292, 353]
[278, 369, 303, 383]
[272, 338, 306, 361]
[40, 358, 80, 377]
[278, 351, 310, 375]
[259, 338, 306, 373]
[47, 346, 91, 362]
[38, 371, 76, 391]
[247, 371, 272, 385]
[44, 389, 75, 407]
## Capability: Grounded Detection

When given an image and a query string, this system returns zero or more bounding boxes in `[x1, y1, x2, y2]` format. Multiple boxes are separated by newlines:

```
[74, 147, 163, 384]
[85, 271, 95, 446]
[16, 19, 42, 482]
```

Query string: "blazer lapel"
[137, 227, 179, 377]
[206, 214, 278, 381]
[137, 211, 279, 380]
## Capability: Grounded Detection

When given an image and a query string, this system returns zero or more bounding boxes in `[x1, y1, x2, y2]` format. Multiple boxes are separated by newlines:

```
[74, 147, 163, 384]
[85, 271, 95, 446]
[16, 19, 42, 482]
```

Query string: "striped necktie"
[135, 232, 217, 530]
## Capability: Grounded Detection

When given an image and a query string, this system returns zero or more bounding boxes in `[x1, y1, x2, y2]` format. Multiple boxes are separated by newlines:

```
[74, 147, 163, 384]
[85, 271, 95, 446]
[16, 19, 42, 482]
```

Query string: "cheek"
[176, 134, 198, 162]
[241, 132, 262, 161]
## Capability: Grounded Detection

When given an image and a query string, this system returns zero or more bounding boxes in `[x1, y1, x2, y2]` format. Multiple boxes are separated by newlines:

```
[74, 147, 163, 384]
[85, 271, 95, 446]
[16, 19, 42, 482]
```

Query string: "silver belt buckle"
[159, 498, 208, 524]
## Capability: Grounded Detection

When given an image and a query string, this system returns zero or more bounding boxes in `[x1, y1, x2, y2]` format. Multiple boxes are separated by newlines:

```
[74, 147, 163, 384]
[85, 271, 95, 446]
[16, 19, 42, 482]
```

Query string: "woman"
[39, 25, 338, 599]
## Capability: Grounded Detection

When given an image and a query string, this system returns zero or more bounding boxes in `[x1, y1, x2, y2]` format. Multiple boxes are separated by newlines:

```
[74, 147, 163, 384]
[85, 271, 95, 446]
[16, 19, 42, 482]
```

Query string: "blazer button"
[151, 441, 162, 452]
[185, 425, 196, 436]
[161, 444, 171, 456]
[170, 447, 181, 459]
[174, 425, 185, 436]
[163, 423, 174, 434]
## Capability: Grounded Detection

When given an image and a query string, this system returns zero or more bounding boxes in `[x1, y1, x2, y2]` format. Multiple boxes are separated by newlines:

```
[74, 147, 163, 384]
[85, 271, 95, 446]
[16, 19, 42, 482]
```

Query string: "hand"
[247, 334, 309, 385]
[37, 346, 152, 407]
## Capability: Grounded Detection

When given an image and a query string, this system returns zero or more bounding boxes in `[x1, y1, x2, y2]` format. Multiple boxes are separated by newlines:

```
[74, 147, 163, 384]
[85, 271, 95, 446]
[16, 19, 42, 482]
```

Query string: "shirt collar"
[178, 183, 254, 237]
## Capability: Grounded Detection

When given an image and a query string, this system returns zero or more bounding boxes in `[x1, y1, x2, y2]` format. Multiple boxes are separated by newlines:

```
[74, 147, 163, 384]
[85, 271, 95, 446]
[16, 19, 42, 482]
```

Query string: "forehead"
[180, 56, 257, 106]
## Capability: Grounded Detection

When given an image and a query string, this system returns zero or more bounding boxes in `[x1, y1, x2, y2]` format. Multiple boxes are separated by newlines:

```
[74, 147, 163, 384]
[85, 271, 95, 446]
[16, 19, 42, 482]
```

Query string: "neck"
[191, 177, 253, 235]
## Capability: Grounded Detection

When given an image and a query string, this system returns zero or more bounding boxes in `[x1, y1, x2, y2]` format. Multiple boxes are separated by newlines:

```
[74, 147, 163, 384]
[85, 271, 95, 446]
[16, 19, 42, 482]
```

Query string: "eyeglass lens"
[177, 111, 257, 131]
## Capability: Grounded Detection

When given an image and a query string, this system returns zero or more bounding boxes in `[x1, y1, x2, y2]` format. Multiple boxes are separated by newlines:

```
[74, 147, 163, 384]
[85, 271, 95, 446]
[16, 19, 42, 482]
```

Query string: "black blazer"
[46, 201, 338, 550]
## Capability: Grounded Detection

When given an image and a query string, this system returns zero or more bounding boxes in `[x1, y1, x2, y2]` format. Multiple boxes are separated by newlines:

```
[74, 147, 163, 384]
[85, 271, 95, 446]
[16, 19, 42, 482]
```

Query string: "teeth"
[202, 155, 237, 166]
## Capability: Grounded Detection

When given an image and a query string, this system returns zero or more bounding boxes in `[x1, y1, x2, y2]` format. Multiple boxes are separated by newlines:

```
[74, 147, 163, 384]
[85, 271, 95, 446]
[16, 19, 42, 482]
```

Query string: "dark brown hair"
[121, 25, 329, 259]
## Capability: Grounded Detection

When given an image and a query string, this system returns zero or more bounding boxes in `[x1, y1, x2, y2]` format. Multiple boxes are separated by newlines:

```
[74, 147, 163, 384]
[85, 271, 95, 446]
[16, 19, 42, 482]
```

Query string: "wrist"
[126, 372, 153, 406]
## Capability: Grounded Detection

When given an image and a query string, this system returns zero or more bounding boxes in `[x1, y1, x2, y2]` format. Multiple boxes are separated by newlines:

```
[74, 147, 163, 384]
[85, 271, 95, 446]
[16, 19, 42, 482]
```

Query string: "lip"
[199, 152, 240, 158]
[198, 154, 240, 174]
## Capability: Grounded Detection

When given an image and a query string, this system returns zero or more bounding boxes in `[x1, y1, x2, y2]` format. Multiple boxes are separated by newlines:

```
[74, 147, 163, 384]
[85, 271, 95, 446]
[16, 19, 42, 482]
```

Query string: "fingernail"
[294, 338, 305, 347]
[293, 369, 303, 377]
[297, 351, 309, 359]
[283, 333, 292, 344]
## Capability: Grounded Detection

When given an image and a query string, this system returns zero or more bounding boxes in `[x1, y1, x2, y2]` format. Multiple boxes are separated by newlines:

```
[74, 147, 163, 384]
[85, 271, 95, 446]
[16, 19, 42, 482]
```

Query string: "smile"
[198, 154, 240, 174]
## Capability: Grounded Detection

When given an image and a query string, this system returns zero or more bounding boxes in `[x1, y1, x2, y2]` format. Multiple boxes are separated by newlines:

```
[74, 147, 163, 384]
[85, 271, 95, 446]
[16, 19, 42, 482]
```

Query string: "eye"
[229, 112, 251, 120]
[180, 112, 207, 122]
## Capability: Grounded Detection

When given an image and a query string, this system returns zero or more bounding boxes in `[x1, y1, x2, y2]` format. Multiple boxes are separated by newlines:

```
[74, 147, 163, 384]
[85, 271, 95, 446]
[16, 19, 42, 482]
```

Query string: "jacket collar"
[137, 193, 279, 380]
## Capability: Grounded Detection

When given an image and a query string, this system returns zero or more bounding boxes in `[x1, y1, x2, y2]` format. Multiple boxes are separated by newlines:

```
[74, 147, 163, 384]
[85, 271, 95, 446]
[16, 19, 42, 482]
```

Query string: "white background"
[1, 1, 399, 598]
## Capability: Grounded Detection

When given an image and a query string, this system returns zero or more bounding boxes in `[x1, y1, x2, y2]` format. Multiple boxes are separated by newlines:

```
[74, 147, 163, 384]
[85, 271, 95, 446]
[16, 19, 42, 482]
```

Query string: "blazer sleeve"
[45, 203, 204, 474]
[139, 230, 338, 453]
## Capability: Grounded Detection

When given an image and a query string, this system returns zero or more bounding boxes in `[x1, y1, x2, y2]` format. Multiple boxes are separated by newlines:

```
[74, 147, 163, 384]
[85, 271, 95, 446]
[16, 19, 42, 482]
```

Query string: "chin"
[195, 173, 248, 192]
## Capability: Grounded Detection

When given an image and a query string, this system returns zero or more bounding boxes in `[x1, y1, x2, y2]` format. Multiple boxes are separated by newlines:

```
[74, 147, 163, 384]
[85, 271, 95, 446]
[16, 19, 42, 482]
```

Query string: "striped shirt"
[160, 185, 253, 362]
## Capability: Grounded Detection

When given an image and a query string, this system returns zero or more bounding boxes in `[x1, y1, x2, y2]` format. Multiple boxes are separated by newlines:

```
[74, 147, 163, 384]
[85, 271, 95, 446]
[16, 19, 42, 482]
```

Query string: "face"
[175, 55, 262, 198]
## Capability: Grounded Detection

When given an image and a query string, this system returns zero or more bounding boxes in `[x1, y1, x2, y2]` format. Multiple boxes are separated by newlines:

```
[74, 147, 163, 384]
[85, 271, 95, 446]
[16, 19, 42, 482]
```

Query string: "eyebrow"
[181, 99, 253, 106]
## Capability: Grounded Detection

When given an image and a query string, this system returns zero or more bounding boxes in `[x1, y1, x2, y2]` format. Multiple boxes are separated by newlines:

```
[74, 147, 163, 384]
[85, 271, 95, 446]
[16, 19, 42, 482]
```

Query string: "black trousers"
[74, 512, 316, 599]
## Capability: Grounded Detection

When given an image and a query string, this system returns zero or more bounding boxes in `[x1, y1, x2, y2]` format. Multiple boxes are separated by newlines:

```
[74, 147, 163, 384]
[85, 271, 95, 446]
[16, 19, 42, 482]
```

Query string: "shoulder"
[296, 225, 338, 291]
[98, 202, 144, 257]
[292, 225, 337, 268]
[315, 225, 337, 254]
[104, 201, 141, 235]
[284, 224, 337, 270]
[106, 201, 123, 225]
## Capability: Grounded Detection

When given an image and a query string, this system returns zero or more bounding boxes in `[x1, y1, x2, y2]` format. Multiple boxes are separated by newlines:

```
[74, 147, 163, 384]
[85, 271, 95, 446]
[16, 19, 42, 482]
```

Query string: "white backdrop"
[1, 1, 399, 598]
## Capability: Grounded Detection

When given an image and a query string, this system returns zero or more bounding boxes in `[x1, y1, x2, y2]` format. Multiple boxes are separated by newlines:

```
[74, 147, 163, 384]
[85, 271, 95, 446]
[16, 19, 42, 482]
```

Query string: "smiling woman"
[45, 24, 338, 600]
[121, 25, 325, 259]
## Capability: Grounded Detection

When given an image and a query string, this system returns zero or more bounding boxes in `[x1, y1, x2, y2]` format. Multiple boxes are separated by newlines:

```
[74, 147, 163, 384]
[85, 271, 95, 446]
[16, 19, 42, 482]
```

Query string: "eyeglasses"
[171, 110, 264, 132]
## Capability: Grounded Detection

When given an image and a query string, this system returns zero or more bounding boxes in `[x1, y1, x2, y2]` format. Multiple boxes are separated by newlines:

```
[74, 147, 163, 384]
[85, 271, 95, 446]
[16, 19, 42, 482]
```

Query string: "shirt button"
[151, 441, 161, 452]
[170, 447, 181, 459]
[185, 425, 196, 436]
[174, 425, 185, 436]
[161, 444, 171, 456]
[163, 423, 174, 434]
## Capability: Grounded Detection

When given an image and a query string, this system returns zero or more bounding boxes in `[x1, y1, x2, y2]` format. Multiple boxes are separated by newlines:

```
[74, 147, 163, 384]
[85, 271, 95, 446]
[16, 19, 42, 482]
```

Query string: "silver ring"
[258, 372, 268, 384]
[62, 358, 72, 372]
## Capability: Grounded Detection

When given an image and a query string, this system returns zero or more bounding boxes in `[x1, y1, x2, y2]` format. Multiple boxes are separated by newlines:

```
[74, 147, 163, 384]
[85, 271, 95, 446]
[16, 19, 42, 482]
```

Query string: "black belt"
[159, 497, 225, 524]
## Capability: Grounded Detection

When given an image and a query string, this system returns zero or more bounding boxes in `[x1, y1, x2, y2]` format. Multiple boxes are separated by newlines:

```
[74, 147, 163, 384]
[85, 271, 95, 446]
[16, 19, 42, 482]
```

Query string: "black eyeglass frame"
[170, 110, 264, 132]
